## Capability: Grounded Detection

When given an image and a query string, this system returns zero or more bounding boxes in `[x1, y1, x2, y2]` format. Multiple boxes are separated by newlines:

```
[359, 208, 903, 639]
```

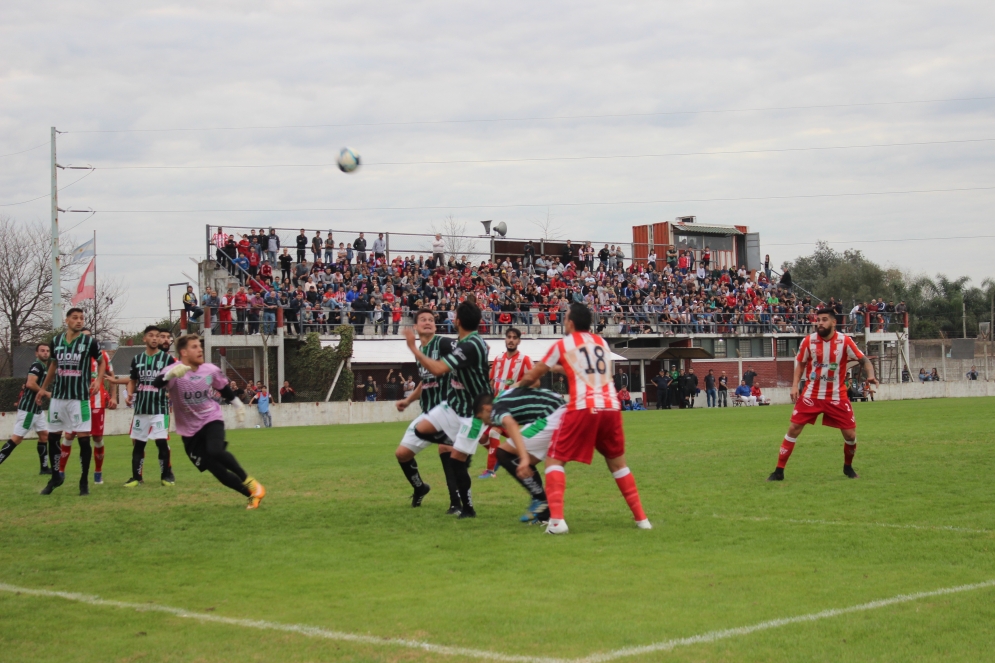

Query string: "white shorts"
[12, 409, 48, 438]
[131, 414, 170, 442]
[501, 406, 565, 462]
[399, 413, 440, 454]
[47, 398, 92, 434]
[423, 403, 486, 456]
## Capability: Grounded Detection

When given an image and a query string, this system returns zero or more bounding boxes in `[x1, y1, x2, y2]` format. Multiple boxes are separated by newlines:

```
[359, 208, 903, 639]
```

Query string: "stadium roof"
[613, 346, 715, 361]
[672, 224, 743, 236]
[337, 339, 625, 365]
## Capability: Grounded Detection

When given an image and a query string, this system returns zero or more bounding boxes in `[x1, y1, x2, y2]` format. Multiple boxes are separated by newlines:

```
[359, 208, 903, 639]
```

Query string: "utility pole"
[51, 127, 61, 329]
[963, 299, 967, 338]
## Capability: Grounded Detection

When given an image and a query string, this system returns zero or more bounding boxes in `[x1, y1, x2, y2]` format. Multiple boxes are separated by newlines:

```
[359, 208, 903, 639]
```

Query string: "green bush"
[285, 327, 355, 402]
[0, 377, 26, 412]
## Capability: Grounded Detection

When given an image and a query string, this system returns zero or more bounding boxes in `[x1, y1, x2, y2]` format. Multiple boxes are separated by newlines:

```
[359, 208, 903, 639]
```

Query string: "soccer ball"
[255, 425, 261, 429]
[337, 147, 361, 173]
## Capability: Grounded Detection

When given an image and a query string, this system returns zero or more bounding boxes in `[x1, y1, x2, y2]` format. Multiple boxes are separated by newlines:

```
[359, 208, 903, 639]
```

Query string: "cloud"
[1, 1, 994, 324]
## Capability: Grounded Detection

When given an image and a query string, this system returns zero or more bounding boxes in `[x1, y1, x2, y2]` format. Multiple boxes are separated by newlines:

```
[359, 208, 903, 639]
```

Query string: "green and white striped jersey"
[418, 335, 453, 413]
[48, 332, 101, 401]
[18, 360, 48, 414]
[491, 388, 565, 427]
[440, 332, 490, 418]
[130, 350, 176, 415]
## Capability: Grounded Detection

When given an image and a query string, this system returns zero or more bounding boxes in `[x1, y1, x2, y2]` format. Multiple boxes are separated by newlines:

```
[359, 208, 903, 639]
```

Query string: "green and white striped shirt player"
[18, 360, 48, 415]
[130, 350, 176, 415]
[418, 335, 454, 413]
[492, 388, 565, 432]
[440, 332, 490, 419]
[48, 332, 101, 401]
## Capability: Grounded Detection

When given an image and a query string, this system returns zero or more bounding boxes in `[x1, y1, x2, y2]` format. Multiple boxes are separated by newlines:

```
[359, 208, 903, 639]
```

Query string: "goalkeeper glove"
[164, 363, 193, 381]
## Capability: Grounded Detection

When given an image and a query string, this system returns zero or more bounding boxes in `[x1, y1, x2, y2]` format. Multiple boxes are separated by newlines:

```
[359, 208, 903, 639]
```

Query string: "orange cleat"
[245, 478, 266, 510]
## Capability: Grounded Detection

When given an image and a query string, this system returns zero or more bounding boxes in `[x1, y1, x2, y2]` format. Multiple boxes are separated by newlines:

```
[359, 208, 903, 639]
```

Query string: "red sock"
[486, 443, 498, 472]
[58, 444, 73, 472]
[844, 441, 856, 465]
[94, 444, 105, 473]
[777, 436, 796, 469]
[612, 468, 647, 521]
[545, 467, 566, 520]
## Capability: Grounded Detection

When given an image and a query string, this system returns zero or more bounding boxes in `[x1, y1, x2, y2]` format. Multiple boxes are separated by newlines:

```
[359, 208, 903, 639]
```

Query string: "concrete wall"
[0, 401, 421, 440]
[688, 380, 995, 407]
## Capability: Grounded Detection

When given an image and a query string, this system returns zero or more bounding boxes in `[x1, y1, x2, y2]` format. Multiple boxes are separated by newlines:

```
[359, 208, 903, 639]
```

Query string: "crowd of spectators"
[202, 227, 865, 338]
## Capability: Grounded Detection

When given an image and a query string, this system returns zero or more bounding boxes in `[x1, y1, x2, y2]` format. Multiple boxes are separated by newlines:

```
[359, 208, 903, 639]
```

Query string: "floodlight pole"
[51, 127, 62, 329]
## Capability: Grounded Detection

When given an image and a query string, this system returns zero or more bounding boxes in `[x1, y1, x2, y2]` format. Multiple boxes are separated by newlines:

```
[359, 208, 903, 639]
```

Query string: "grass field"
[1, 397, 993, 662]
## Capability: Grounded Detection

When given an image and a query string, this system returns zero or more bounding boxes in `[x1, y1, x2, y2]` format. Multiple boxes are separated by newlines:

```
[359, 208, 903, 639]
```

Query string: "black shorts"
[182, 420, 228, 472]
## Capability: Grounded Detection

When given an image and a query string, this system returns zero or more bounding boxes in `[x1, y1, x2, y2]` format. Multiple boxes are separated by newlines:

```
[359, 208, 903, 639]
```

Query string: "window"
[696, 338, 715, 355]
[776, 339, 789, 357]
[738, 339, 752, 358]
[714, 339, 727, 358]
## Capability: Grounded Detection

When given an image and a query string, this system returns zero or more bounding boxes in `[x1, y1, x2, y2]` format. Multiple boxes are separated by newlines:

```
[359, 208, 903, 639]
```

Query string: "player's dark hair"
[456, 301, 481, 331]
[175, 334, 199, 353]
[506, 327, 521, 339]
[158, 327, 172, 335]
[568, 303, 592, 332]
[66, 307, 84, 318]
[143, 325, 160, 335]
[473, 392, 494, 417]
[815, 306, 834, 317]
[415, 308, 436, 322]
[35, 343, 47, 351]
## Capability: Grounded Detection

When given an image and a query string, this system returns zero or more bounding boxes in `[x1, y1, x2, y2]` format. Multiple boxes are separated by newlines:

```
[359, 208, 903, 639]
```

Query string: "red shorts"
[790, 397, 856, 430]
[548, 408, 625, 464]
[91, 408, 105, 437]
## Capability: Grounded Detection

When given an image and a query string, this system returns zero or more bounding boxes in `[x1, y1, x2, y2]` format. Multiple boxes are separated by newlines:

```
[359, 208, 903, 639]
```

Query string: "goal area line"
[2, 579, 993, 662]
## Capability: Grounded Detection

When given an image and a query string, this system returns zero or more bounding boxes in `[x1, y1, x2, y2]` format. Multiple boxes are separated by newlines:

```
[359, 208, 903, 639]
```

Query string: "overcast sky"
[2, 1, 993, 327]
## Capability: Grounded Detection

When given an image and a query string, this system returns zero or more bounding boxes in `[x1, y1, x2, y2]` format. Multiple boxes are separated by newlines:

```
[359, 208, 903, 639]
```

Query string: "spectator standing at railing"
[202, 288, 220, 331]
[354, 232, 368, 264]
[213, 227, 229, 268]
[218, 288, 234, 335]
[280, 381, 295, 403]
[265, 228, 280, 264]
[383, 369, 400, 401]
[324, 233, 336, 263]
[295, 229, 308, 263]
[967, 366, 979, 380]
[262, 289, 278, 334]
[764, 254, 771, 282]
[311, 231, 323, 263]
[247, 291, 264, 334]
[431, 233, 445, 266]
[743, 366, 757, 388]
[372, 233, 386, 261]
[523, 240, 536, 266]
[705, 369, 717, 407]
[183, 285, 203, 323]
[233, 252, 249, 280]
[363, 375, 378, 401]
[279, 248, 293, 281]
[247, 248, 261, 277]
[702, 246, 711, 270]
[647, 250, 657, 270]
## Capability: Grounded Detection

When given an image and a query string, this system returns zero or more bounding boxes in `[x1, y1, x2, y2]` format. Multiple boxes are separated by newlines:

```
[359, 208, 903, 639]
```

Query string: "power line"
[85, 137, 995, 170]
[766, 234, 995, 247]
[61, 95, 995, 134]
[0, 141, 48, 158]
[76, 185, 995, 213]
[0, 169, 94, 207]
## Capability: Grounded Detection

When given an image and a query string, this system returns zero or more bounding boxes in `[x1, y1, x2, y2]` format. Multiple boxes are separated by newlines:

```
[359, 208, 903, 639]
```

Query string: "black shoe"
[40, 474, 64, 495]
[411, 483, 431, 507]
[843, 465, 859, 479]
[445, 505, 461, 516]
[767, 468, 784, 482]
[79, 480, 89, 496]
[457, 507, 477, 519]
[39, 467, 52, 475]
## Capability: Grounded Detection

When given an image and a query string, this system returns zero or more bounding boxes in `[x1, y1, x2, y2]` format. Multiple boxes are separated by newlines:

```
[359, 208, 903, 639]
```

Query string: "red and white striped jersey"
[490, 351, 533, 394]
[541, 332, 620, 411]
[89, 350, 112, 409]
[797, 331, 865, 401]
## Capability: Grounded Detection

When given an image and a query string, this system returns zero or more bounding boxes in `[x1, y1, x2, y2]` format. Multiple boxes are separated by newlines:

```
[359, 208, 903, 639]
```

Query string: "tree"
[286, 327, 354, 401]
[529, 208, 563, 241]
[428, 215, 478, 260]
[75, 274, 129, 341]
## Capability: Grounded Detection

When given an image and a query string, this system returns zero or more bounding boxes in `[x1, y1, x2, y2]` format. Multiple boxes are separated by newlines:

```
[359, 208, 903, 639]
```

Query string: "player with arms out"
[404, 302, 490, 519]
[393, 309, 462, 513]
[0, 344, 53, 474]
[768, 306, 878, 481]
[153, 334, 266, 508]
[473, 387, 566, 524]
[36, 308, 107, 496]
[478, 327, 533, 480]
[514, 303, 650, 534]
[122, 326, 178, 487]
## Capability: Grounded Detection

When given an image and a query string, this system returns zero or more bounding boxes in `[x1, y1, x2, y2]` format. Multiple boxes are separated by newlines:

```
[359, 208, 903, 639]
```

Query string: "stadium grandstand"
[181, 219, 911, 404]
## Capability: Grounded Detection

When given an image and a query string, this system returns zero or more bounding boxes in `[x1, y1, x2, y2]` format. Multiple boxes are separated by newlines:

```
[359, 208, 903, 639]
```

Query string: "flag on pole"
[71, 238, 95, 261]
[72, 258, 96, 305]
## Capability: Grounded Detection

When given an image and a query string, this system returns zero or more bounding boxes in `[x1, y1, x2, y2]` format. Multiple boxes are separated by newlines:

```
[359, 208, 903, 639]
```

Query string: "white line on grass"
[577, 579, 995, 662]
[712, 513, 993, 534]
[2, 579, 993, 662]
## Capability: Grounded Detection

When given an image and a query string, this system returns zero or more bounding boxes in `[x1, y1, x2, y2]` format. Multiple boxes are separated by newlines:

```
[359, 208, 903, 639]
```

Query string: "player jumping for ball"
[767, 306, 878, 482]
[153, 334, 266, 508]
[393, 309, 462, 514]
[479, 327, 533, 479]
[474, 387, 567, 524]
[514, 304, 650, 534]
